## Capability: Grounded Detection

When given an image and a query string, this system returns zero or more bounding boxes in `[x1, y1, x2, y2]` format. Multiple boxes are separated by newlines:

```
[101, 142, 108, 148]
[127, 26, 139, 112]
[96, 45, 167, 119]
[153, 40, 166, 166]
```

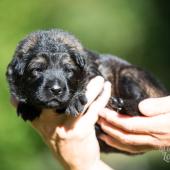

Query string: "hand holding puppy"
[31, 76, 113, 170]
[98, 96, 170, 154]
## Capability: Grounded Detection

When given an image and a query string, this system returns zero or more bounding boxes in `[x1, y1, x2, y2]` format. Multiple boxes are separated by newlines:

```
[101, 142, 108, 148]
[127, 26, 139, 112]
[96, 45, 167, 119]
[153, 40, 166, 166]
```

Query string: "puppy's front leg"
[108, 66, 168, 116]
[17, 102, 41, 121]
[65, 91, 87, 116]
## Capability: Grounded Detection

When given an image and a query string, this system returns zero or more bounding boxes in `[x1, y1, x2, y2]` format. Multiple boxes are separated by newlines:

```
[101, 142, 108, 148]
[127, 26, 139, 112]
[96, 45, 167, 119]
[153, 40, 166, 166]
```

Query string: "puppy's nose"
[50, 85, 62, 95]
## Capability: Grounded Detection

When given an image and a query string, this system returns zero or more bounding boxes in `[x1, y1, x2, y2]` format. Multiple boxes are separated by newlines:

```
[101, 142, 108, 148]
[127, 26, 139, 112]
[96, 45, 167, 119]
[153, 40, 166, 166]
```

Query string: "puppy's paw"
[110, 97, 141, 116]
[17, 102, 41, 121]
[110, 96, 124, 112]
[65, 93, 87, 116]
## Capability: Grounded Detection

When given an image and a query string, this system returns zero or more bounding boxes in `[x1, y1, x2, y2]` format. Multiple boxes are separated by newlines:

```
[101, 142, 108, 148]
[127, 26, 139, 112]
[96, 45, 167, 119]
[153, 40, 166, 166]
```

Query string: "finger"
[32, 109, 65, 138]
[99, 108, 170, 134]
[83, 76, 105, 113]
[139, 96, 170, 116]
[98, 118, 160, 147]
[99, 135, 153, 154]
[82, 81, 111, 127]
[63, 76, 105, 126]
[56, 81, 111, 139]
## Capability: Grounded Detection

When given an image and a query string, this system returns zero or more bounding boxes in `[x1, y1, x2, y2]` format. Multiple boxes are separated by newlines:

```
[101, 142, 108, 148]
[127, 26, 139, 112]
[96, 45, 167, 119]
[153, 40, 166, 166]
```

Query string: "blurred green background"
[0, 0, 170, 170]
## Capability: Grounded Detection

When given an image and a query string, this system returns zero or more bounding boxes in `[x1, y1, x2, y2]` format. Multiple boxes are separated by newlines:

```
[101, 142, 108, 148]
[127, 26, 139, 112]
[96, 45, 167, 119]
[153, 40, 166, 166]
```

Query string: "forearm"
[31, 78, 113, 170]
[92, 160, 113, 170]
[66, 160, 113, 170]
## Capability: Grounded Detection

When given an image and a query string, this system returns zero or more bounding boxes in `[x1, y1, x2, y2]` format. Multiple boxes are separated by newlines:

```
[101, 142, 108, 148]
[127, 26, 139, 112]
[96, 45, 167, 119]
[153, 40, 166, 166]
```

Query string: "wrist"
[66, 159, 113, 170]
[66, 158, 99, 170]
[92, 160, 113, 170]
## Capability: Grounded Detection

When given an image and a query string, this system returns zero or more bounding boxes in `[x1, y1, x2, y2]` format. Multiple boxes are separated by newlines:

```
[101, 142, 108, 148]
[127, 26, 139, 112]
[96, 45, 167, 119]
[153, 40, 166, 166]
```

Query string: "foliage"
[0, 0, 169, 169]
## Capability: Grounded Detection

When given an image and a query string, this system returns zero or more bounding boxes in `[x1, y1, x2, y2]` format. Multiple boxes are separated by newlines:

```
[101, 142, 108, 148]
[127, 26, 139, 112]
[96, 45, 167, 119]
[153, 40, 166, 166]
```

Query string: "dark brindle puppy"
[6, 29, 168, 153]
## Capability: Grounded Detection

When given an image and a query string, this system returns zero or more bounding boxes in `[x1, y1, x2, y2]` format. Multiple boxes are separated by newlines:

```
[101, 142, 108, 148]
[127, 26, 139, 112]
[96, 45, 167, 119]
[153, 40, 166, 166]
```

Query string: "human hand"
[98, 96, 170, 154]
[31, 76, 112, 170]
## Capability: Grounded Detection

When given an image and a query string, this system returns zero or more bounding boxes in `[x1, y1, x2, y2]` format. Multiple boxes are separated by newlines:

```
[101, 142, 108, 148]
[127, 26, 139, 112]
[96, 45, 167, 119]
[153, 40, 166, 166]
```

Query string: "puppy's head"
[7, 29, 87, 110]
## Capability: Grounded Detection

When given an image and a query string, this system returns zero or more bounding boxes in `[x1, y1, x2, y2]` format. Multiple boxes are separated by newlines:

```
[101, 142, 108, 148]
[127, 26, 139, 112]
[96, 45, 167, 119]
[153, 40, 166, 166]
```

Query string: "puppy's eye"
[31, 68, 43, 76]
[33, 68, 43, 72]
[65, 67, 73, 73]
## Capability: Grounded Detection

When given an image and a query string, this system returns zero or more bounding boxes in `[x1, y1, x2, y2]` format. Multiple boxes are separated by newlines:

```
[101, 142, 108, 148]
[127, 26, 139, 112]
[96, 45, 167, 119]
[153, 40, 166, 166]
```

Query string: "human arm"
[30, 76, 113, 170]
[97, 96, 170, 154]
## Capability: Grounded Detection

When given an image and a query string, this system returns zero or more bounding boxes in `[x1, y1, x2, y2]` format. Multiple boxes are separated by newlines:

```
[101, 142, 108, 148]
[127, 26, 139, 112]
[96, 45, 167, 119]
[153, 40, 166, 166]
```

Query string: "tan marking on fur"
[62, 56, 75, 65]
[33, 57, 46, 64]
[54, 33, 83, 52]
[29, 57, 47, 67]
[146, 86, 165, 97]
[120, 68, 165, 97]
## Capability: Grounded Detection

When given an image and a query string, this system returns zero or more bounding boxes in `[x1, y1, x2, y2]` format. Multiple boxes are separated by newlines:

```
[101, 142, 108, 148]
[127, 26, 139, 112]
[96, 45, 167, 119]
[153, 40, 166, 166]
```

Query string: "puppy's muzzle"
[50, 84, 62, 96]
[47, 79, 67, 97]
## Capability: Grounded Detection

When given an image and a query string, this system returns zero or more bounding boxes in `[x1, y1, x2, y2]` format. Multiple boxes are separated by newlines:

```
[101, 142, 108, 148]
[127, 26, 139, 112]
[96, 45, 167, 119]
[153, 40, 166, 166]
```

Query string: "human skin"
[29, 76, 113, 170]
[98, 96, 170, 154]
[11, 76, 170, 169]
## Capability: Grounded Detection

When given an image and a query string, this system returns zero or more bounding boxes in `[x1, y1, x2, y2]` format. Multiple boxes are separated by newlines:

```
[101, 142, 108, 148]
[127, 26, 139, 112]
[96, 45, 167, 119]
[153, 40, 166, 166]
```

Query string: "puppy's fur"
[6, 29, 168, 153]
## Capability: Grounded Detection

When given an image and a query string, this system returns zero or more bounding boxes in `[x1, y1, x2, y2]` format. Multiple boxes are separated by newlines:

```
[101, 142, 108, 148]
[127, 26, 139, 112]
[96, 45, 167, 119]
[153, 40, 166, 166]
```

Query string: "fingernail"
[86, 76, 104, 90]
[94, 76, 104, 82]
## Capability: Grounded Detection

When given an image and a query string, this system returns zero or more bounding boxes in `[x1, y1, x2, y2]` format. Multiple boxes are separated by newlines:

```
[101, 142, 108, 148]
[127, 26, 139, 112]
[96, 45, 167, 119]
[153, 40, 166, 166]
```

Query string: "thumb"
[139, 96, 170, 116]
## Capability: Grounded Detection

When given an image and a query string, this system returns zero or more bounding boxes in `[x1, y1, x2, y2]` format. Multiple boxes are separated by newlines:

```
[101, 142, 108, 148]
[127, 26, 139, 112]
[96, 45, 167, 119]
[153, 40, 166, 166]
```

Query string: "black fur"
[6, 29, 168, 153]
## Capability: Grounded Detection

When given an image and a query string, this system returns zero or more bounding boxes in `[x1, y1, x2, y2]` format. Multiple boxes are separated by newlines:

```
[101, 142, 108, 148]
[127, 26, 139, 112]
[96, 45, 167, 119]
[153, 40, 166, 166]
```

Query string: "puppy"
[6, 29, 168, 153]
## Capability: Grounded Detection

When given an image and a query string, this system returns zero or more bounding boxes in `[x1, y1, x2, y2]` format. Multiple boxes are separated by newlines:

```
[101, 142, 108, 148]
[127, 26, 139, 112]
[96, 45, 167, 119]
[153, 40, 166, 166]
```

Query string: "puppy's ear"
[70, 50, 87, 69]
[7, 33, 38, 78]
[7, 53, 26, 79]
[6, 51, 27, 102]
